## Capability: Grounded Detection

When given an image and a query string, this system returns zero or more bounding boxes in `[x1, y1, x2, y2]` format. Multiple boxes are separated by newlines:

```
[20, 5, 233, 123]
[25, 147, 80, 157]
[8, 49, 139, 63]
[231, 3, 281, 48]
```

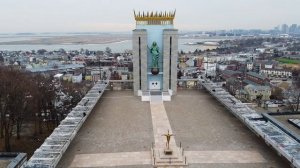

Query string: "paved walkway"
[70, 152, 151, 167]
[186, 151, 265, 164]
[69, 150, 265, 167]
[150, 96, 176, 149]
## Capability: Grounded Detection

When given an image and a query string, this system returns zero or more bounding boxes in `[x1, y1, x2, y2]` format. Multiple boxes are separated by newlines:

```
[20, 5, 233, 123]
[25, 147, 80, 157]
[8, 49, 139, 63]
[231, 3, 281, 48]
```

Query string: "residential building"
[225, 77, 243, 96]
[63, 74, 73, 82]
[246, 62, 253, 71]
[260, 68, 292, 78]
[217, 63, 228, 71]
[72, 73, 82, 83]
[245, 72, 269, 85]
[221, 70, 242, 80]
[234, 53, 256, 62]
[244, 84, 271, 101]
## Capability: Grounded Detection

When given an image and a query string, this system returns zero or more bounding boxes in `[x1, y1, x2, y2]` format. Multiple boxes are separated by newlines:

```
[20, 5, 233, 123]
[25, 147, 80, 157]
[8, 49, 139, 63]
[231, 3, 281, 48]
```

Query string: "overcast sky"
[0, 0, 299, 33]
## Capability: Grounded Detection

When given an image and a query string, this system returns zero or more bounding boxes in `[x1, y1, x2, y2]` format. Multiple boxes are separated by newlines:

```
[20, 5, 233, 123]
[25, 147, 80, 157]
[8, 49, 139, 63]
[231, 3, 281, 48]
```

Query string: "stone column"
[132, 29, 147, 95]
[163, 29, 178, 95]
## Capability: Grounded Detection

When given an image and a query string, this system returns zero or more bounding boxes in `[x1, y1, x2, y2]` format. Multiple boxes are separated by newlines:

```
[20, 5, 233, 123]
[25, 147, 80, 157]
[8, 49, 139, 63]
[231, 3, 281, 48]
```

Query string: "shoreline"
[0, 39, 131, 45]
[0, 35, 234, 45]
[0, 35, 131, 45]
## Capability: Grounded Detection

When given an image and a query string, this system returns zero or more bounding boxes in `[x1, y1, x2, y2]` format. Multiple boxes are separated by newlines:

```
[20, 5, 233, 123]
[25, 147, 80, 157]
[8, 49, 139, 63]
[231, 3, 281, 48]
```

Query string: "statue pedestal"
[151, 147, 188, 167]
[151, 68, 159, 75]
[164, 148, 173, 155]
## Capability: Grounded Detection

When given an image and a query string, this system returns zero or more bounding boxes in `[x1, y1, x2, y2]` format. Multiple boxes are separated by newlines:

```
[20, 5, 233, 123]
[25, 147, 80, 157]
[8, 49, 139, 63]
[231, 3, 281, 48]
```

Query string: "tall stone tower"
[132, 11, 178, 96]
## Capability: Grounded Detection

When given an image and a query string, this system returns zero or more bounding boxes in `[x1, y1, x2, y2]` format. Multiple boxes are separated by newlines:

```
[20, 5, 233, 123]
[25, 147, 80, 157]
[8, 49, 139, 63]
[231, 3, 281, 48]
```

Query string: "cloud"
[0, 0, 299, 32]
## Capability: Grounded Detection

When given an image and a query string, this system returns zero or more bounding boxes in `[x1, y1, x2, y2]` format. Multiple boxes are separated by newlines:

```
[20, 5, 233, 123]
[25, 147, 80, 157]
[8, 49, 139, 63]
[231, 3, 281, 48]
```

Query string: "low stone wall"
[200, 78, 300, 168]
[0, 152, 27, 168]
[25, 81, 109, 168]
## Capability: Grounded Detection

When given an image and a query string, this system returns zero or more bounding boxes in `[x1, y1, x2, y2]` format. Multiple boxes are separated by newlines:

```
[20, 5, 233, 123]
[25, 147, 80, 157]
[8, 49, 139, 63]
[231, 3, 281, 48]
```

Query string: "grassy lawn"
[276, 58, 300, 64]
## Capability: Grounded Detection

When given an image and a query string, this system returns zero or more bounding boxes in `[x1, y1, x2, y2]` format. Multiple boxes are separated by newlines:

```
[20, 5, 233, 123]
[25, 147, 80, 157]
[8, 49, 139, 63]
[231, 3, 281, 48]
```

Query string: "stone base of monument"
[164, 148, 173, 155]
[151, 147, 188, 167]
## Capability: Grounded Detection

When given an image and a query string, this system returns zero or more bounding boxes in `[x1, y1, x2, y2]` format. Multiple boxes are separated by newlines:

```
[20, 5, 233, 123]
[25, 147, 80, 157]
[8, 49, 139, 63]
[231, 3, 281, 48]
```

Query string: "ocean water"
[0, 35, 228, 52]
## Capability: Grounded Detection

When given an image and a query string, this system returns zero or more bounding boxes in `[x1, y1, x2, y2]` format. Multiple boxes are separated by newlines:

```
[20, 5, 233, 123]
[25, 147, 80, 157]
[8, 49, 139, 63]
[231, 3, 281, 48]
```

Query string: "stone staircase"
[151, 146, 187, 167]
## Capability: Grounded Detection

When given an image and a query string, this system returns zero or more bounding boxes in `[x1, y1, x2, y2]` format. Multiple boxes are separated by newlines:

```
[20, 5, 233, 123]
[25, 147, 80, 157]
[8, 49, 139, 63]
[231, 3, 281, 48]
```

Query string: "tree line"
[0, 66, 89, 152]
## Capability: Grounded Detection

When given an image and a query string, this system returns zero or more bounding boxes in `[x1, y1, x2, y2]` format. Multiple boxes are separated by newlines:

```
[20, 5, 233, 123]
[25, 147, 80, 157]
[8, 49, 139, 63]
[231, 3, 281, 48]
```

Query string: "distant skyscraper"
[289, 24, 298, 34]
[132, 11, 178, 96]
[274, 25, 280, 32]
[281, 24, 289, 34]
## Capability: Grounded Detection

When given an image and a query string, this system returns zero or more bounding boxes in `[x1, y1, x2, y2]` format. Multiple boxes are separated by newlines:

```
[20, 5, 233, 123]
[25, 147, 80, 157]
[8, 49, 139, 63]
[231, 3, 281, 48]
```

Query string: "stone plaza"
[57, 90, 289, 168]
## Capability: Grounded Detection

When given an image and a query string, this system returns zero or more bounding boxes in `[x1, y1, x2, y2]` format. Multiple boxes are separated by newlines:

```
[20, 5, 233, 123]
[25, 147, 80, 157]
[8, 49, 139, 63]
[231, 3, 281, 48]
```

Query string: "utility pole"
[99, 56, 101, 81]
[205, 56, 208, 78]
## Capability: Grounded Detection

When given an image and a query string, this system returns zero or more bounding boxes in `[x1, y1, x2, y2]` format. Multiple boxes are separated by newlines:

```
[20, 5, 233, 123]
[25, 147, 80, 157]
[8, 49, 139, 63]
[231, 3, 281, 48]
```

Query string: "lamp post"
[40, 110, 45, 133]
[239, 80, 242, 100]
[46, 109, 50, 130]
[205, 56, 208, 78]
[99, 56, 102, 82]
[56, 112, 61, 126]
[5, 113, 10, 151]
[237, 77, 242, 100]
[205, 56, 213, 79]
[35, 112, 39, 136]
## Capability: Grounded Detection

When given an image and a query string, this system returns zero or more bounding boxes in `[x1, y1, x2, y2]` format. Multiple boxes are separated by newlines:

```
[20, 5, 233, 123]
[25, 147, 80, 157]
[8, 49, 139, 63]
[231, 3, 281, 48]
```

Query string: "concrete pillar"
[133, 29, 148, 95]
[163, 29, 178, 95]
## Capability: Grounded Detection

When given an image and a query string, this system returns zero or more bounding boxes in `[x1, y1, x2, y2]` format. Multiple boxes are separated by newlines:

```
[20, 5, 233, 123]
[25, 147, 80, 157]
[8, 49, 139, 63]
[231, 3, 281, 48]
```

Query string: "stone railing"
[108, 80, 133, 90]
[25, 80, 109, 168]
[0, 152, 27, 168]
[177, 79, 199, 90]
[200, 77, 300, 168]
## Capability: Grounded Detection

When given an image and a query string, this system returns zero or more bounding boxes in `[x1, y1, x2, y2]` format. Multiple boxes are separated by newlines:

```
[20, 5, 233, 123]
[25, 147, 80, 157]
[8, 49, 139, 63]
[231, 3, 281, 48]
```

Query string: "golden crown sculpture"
[134, 10, 176, 21]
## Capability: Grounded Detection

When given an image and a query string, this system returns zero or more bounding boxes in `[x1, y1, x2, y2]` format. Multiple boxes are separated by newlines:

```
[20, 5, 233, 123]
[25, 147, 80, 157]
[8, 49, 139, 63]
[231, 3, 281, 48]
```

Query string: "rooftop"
[243, 79, 259, 86]
[247, 71, 268, 80]
[27, 64, 84, 73]
[57, 90, 288, 168]
[272, 113, 300, 137]
[222, 69, 242, 76]
[245, 84, 271, 91]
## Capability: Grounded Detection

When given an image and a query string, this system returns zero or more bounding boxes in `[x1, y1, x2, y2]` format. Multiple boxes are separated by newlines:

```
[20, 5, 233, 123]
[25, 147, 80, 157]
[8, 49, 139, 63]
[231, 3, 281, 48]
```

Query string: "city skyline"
[0, 0, 300, 33]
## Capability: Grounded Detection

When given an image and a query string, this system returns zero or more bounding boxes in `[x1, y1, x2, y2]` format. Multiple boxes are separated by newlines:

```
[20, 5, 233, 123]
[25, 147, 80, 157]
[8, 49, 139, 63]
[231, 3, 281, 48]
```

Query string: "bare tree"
[286, 72, 300, 112]
[0, 67, 56, 151]
[256, 94, 263, 107]
[31, 74, 56, 133]
[270, 87, 283, 100]
[0, 66, 89, 152]
[288, 87, 300, 112]
[0, 67, 33, 151]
